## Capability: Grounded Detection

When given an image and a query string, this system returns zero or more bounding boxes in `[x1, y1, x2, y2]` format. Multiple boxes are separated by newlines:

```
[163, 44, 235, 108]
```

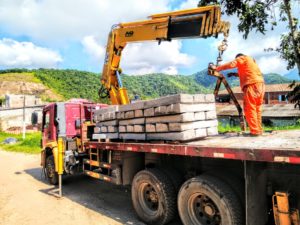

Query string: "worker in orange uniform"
[216, 53, 265, 136]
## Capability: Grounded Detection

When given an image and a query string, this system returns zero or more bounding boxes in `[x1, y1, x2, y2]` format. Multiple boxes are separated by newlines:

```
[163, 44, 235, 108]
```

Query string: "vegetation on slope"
[34, 69, 101, 102]
[123, 73, 209, 100]
[193, 70, 292, 89]
[0, 69, 64, 102]
[263, 73, 292, 84]
[32, 69, 210, 102]
[0, 68, 293, 102]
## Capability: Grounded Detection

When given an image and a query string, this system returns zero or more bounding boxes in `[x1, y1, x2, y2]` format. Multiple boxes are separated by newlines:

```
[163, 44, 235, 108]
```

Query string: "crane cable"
[216, 33, 228, 66]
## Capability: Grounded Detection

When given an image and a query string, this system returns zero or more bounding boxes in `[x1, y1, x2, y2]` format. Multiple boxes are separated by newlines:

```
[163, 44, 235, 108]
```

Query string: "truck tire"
[178, 175, 244, 225]
[131, 169, 176, 225]
[161, 168, 183, 192]
[46, 155, 58, 185]
[204, 170, 245, 206]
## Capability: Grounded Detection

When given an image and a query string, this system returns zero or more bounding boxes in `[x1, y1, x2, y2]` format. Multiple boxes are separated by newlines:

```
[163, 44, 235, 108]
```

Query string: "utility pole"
[22, 95, 26, 140]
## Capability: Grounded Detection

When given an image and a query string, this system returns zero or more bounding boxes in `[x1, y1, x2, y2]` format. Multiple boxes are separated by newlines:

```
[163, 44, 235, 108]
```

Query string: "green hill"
[34, 69, 101, 101]
[35, 69, 210, 101]
[0, 68, 293, 103]
[192, 69, 291, 89]
[123, 73, 209, 100]
[264, 73, 292, 84]
[0, 69, 209, 102]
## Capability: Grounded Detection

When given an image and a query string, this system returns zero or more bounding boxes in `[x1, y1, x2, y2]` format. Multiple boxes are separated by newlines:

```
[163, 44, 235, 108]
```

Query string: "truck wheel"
[204, 171, 245, 206]
[131, 169, 176, 225]
[161, 168, 183, 192]
[46, 155, 58, 185]
[178, 175, 244, 225]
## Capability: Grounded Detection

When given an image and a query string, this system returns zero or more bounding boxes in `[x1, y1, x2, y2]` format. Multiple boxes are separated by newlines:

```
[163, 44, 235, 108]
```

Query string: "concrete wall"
[4, 94, 42, 108]
[0, 105, 44, 131]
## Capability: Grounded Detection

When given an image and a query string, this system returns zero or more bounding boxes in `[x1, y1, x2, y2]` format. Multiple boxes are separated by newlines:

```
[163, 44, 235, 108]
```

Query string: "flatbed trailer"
[41, 101, 300, 225]
[85, 130, 300, 164]
[82, 130, 300, 225]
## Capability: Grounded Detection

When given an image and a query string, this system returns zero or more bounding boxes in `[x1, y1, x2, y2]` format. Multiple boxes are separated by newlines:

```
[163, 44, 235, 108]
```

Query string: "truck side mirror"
[31, 112, 38, 125]
[75, 119, 81, 129]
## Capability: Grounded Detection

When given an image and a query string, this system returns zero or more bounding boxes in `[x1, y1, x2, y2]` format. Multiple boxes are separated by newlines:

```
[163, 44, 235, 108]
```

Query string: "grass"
[0, 132, 41, 154]
[218, 124, 242, 133]
[218, 123, 300, 133]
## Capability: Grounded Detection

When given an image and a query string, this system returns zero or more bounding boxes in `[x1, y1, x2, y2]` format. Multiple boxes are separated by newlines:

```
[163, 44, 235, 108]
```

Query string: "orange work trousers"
[243, 83, 265, 135]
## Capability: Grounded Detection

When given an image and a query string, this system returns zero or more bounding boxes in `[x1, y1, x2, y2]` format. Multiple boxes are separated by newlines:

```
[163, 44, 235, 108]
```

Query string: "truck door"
[42, 106, 56, 147]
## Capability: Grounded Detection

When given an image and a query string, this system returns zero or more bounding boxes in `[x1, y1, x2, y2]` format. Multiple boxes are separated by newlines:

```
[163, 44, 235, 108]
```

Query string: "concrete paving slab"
[146, 113, 195, 124]
[119, 133, 146, 140]
[119, 118, 145, 125]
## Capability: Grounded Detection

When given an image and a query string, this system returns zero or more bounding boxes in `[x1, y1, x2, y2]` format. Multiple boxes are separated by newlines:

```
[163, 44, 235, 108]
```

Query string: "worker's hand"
[208, 62, 217, 70]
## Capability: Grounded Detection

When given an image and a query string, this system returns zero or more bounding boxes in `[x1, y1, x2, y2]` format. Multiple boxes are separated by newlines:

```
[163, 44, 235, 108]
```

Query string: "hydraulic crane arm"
[100, 5, 230, 105]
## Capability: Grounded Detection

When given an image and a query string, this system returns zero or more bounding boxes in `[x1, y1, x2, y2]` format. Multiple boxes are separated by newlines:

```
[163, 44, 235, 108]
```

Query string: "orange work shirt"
[216, 55, 264, 90]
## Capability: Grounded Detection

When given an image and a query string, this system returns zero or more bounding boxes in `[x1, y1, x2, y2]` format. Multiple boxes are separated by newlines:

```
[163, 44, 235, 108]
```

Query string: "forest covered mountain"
[0, 68, 293, 102]
[192, 70, 292, 89]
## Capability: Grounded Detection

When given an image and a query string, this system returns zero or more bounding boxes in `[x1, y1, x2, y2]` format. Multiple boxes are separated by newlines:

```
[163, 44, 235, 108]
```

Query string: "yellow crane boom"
[100, 5, 230, 105]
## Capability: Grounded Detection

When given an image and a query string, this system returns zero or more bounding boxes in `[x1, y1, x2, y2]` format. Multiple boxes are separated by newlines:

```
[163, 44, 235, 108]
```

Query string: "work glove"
[207, 63, 218, 76]
[208, 62, 217, 70]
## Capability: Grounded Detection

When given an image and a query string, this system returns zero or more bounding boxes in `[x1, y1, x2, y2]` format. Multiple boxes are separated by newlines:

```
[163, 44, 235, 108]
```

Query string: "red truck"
[40, 6, 300, 225]
[41, 99, 300, 225]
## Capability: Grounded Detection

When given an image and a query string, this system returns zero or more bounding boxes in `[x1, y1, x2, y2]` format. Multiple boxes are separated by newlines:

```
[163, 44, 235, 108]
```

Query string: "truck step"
[89, 153, 98, 155]
[84, 170, 119, 184]
[83, 159, 117, 169]
[83, 159, 122, 185]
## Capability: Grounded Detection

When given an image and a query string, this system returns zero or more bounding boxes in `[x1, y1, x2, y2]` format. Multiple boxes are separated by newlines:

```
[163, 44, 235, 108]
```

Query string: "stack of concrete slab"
[93, 94, 218, 141]
[93, 106, 119, 140]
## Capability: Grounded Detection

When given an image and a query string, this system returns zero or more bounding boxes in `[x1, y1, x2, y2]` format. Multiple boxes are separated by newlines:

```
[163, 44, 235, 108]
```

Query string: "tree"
[278, 0, 300, 74]
[198, 0, 300, 107]
[198, 0, 299, 75]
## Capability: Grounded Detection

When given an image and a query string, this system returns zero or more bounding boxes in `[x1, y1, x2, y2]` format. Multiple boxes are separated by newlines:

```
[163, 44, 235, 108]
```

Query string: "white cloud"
[0, 38, 62, 68]
[0, 0, 170, 44]
[81, 36, 105, 62]
[122, 41, 195, 75]
[177, 0, 199, 9]
[257, 55, 287, 74]
[81, 36, 195, 75]
[162, 66, 178, 75]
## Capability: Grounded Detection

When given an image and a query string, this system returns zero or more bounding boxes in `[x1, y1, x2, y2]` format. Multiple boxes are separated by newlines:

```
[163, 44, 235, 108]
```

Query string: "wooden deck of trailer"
[85, 130, 300, 164]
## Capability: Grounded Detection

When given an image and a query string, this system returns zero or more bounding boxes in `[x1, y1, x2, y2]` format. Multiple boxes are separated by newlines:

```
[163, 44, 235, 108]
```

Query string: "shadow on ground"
[24, 167, 182, 225]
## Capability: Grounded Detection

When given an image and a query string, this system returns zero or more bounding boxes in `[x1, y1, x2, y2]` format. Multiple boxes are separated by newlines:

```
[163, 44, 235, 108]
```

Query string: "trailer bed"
[86, 130, 300, 164]
[188, 130, 299, 149]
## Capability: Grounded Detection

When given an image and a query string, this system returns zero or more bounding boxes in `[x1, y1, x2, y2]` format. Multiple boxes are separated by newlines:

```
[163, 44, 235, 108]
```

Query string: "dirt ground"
[0, 150, 182, 225]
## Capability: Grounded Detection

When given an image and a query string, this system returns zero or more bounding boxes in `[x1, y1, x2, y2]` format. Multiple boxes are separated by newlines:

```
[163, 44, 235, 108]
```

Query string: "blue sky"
[0, 0, 298, 75]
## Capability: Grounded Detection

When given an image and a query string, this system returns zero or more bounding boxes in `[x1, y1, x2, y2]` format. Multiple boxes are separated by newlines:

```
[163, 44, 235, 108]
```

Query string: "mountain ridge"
[0, 68, 294, 102]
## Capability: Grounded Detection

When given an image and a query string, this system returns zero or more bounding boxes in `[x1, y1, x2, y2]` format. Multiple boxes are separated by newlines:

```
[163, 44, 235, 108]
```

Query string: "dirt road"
[0, 150, 182, 225]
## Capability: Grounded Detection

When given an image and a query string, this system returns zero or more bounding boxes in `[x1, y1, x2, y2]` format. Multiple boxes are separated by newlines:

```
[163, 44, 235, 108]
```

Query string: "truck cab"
[41, 99, 107, 184]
